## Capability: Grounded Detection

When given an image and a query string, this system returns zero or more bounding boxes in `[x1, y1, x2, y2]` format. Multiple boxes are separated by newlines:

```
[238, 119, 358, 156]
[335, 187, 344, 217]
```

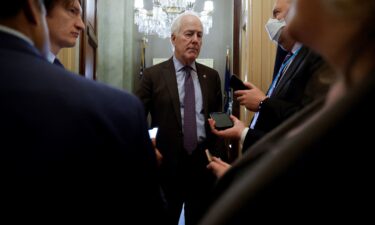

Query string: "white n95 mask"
[265, 18, 286, 43]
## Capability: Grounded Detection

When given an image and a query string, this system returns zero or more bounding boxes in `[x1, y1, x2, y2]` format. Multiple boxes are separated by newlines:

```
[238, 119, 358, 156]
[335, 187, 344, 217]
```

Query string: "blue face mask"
[265, 18, 286, 44]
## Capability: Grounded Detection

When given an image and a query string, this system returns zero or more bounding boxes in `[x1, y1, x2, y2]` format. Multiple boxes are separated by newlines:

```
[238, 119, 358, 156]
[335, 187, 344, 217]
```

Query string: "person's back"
[0, 1, 165, 222]
[199, 0, 375, 223]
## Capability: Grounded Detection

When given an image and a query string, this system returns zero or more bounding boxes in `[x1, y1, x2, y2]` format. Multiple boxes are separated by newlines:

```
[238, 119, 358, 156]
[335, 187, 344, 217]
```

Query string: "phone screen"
[148, 127, 158, 139]
[210, 112, 234, 130]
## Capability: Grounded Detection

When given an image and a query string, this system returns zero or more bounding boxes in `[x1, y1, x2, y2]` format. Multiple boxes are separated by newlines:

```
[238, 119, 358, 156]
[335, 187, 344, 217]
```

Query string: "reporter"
[199, 0, 375, 224]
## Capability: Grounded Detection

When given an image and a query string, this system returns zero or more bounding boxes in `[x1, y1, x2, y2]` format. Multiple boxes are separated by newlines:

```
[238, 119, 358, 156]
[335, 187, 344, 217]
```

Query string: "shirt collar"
[46, 50, 56, 63]
[173, 55, 197, 73]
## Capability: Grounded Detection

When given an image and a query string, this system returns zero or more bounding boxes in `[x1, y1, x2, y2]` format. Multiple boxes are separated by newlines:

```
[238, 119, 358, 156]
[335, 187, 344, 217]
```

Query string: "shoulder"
[196, 62, 220, 80]
[144, 58, 174, 73]
[299, 46, 322, 64]
[39, 62, 144, 114]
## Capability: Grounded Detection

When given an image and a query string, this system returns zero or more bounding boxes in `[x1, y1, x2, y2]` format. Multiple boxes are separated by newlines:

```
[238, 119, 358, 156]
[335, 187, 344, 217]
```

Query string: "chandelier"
[134, 0, 214, 38]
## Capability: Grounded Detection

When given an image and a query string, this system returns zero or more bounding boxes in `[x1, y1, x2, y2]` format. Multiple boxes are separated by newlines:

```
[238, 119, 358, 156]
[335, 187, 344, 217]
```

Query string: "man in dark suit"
[199, 0, 375, 222]
[136, 11, 224, 225]
[0, 0, 165, 223]
[44, 0, 85, 66]
[206, 0, 333, 177]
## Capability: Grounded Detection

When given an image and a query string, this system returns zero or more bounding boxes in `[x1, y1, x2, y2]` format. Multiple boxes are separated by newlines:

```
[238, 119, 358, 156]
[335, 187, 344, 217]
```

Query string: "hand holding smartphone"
[230, 75, 249, 91]
[209, 112, 234, 130]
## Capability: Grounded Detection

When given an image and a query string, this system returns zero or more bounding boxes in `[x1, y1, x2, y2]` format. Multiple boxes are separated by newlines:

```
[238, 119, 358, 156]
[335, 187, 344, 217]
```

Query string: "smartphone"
[230, 75, 249, 91]
[148, 127, 158, 139]
[210, 112, 234, 130]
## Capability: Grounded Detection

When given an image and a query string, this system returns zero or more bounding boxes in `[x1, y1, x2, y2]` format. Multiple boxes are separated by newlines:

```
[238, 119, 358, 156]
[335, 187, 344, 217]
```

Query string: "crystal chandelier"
[134, 0, 214, 39]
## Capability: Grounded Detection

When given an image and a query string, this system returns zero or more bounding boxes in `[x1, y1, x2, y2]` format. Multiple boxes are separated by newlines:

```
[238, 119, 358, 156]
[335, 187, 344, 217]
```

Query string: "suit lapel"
[196, 63, 209, 118]
[162, 58, 183, 128]
[272, 46, 308, 96]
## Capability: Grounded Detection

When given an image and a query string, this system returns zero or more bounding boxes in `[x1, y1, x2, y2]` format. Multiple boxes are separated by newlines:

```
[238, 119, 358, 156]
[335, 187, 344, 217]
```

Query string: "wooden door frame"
[79, 0, 98, 80]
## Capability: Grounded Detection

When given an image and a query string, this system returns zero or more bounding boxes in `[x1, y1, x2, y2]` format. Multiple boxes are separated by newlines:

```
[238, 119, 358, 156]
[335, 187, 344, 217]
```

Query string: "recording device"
[230, 75, 249, 91]
[148, 127, 158, 139]
[205, 149, 213, 162]
[209, 112, 234, 130]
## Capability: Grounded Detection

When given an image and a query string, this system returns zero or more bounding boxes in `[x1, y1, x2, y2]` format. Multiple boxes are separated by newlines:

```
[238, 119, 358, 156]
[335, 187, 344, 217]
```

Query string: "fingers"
[206, 158, 231, 178]
[151, 138, 156, 147]
[208, 118, 220, 135]
[229, 115, 239, 122]
[211, 156, 230, 167]
[155, 149, 163, 167]
[244, 81, 255, 89]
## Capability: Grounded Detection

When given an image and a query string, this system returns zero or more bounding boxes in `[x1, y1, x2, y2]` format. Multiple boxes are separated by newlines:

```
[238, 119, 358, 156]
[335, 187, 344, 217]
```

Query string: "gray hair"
[170, 11, 202, 35]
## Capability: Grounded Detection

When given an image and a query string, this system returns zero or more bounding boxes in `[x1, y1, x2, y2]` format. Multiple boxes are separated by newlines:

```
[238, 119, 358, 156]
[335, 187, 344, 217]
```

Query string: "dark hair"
[44, 0, 58, 13]
[0, 0, 28, 19]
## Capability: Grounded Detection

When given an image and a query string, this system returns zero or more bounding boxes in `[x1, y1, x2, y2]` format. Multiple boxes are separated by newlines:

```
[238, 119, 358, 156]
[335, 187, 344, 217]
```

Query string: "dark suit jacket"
[199, 71, 375, 224]
[136, 57, 223, 168]
[243, 46, 333, 150]
[272, 46, 288, 79]
[136, 57, 224, 223]
[0, 31, 165, 223]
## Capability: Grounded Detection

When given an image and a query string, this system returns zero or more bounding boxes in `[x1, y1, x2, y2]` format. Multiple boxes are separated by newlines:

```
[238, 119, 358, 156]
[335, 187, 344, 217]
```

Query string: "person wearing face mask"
[206, 0, 334, 178]
[199, 0, 375, 223]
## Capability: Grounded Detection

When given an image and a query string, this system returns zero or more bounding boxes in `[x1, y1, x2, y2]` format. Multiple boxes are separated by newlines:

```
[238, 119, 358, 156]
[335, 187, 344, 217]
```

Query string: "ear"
[24, 0, 43, 25]
[171, 34, 176, 44]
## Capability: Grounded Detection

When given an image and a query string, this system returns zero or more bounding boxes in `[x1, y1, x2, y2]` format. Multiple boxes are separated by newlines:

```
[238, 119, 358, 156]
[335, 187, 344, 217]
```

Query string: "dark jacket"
[0, 31, 165, 223]
[243, 46, 333, 150]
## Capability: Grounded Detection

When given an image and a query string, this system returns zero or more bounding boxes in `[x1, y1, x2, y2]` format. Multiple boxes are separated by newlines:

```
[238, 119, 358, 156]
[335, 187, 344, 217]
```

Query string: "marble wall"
[97, 0, 135, 91]
[97, 0, 233, 94]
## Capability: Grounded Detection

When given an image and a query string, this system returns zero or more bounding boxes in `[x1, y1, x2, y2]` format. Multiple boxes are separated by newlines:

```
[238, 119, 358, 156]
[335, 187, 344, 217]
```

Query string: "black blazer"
[199, 71, 375, 224]
[0, 31, 165, 223]
[243, 46, 332, 150]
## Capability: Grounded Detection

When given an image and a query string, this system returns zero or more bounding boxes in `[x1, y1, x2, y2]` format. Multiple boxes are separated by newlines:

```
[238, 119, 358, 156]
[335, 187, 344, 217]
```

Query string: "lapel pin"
[203, 74, 207, 78]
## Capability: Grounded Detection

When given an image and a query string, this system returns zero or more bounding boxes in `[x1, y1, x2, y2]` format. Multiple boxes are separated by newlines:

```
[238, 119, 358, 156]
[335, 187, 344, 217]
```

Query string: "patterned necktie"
[266, 51, 293, 97]
[275, 52, 293, 86]
[183, 66, 197, 154]
[250, 52, 293, 129]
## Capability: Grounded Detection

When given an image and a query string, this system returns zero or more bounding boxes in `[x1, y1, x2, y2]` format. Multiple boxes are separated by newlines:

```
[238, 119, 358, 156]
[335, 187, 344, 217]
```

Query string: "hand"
[207, 157, 231, 178]
[234, 82, 267, 112]
[152, 138, 163, 167]
[208, 115, 245, 140]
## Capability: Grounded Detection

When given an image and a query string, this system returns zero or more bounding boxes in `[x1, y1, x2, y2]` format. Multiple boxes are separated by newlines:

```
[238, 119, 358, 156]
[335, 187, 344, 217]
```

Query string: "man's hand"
[234, 82, 267, 112]
[208, 115, 245, 140]
[207, 157, 231, 178]
[152, 138, 163, 167]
